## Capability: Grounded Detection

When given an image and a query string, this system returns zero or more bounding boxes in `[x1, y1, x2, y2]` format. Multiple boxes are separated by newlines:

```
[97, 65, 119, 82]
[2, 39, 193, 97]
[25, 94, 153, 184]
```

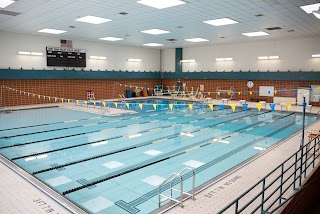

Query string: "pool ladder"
[158, 167, 195, 208]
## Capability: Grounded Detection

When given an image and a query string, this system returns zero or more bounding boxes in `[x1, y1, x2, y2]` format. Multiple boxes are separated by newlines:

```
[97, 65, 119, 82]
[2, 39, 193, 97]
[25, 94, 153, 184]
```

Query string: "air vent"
[0, 10, 21, 16]
[166, 39, 177, 42]
[266, 27, 282, 30]
[119, 12, 128, 15]
[220, 37, 225, 39]
[255, 14, 264, 17]
[287, 30, 294, 32]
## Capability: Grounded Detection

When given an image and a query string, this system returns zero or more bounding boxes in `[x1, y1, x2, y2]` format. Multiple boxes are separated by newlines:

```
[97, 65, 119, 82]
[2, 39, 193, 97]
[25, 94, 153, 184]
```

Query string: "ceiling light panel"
[38, 29, 67, 34]
[203, 18, 239, 26]
[137, 0, 186, 9]
[143, 43, 164, 46]
[76, 16, 112, 24]
[99, 37, 124, 41]
[0, 0, 15, 8]
[312, 54, 320, 58]
[140, 29, 170, 35]
[185, 38, 209, 42]
[300, 3, 320, 14]
[242, 31, 269, 37]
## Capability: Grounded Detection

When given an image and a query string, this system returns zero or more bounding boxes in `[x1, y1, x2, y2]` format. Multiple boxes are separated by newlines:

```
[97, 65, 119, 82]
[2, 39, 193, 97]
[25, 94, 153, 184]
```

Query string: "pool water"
[0, 99, 318, 214]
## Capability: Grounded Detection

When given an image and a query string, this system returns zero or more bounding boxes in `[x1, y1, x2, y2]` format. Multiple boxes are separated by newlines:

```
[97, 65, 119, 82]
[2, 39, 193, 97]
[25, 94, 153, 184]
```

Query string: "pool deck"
[0, 97, 319, 214]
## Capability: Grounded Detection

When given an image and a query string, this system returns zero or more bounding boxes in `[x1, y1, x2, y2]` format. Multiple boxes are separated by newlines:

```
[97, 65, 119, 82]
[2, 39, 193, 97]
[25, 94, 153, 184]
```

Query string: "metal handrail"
[218, 133, 320, 214]
[158, 167, 196, 208]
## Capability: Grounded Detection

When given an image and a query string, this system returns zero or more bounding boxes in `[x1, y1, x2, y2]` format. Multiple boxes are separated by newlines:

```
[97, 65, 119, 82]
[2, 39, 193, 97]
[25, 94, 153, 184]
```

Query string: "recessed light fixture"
[312, 54, 320, 58]
[99, 37, 124, 41]
[242, 31, 269, 37]
[0, 0, 15, 8]
[137, 0, 186, 9]
[18, 51, 43, 56]
[143, 43, 164, 46]
[216, 58, 233, 61]
[128, 59, 142, 62]
[89, 56, 107, 60]
[180, 59, 196, 63]
[18, 51, 31, 55]
[76, 15, 112, 24]
[119, 12, 128, 15]
[300, 3, 320, 14]
[203, 18, 239, 26]
[185, 38, 209, 42]
[38, 28, 67, 34]
[140, 29, 170, 35]
[258, 56, 280, 60]
[31, 52, 43, 56]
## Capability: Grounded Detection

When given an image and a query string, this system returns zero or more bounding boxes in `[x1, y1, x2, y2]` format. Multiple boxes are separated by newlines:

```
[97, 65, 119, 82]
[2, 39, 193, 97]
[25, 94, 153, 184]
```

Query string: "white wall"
[0, 32, 160, 71]
[161, 49, 175, 72]
[161, 38, 320, 72]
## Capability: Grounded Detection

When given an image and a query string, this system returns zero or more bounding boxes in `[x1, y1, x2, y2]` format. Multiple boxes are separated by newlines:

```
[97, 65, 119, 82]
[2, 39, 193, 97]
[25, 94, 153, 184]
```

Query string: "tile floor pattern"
[0, 161, 71, 214]
[0, 99, 319, 214]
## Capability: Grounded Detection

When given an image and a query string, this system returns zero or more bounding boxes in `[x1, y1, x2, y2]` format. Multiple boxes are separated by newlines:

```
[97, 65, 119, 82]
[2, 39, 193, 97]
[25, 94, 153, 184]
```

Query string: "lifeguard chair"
[87, 89, 95, 100]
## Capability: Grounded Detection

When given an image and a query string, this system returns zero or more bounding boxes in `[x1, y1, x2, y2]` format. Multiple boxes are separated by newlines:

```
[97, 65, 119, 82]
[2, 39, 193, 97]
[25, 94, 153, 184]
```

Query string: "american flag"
[60, 39, 73, 48]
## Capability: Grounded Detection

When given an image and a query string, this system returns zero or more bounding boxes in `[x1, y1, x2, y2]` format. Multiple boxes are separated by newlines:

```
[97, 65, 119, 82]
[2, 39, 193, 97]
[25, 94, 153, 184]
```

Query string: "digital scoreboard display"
[46, 47, 86, 67]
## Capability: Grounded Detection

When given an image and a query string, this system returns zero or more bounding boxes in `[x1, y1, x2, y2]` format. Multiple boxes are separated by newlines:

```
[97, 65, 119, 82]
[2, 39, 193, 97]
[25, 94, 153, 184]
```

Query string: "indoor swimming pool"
[0, 99, 319, 214]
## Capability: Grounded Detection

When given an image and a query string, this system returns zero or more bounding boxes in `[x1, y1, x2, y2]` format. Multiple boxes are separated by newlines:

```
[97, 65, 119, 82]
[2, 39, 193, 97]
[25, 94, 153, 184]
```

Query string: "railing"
[158, 167, 195, 208]
[218, 133, 320, 214]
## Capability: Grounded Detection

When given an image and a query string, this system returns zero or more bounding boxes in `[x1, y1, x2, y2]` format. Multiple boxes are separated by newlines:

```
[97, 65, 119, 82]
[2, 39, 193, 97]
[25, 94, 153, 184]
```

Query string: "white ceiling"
[0, 0, 320, 49]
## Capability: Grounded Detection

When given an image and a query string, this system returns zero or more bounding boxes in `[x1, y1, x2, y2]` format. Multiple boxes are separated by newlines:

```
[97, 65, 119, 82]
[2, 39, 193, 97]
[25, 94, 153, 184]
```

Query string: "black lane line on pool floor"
[115, 116, 298, 214]
[62, 112, 294, 196]
[11, 109, 259, 161]
[30, 109, 263, 175]
[0, 109, 200, 148]
[0, 107, 186, 138]
[0, 107, 231, 150]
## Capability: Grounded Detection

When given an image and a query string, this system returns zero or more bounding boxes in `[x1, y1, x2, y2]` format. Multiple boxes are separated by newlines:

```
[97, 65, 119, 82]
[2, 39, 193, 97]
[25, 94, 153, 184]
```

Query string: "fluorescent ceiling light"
[38, 28, 67, 34]
[0, 0, 15, 8]
[128, 59, 142, 62]
[242, 31, 269, 37]
[300, 3, 320, 14]
[216, 58, 233, 61]
[137, 0, 186, 9]
[18, 51, 31, 55]
[181, 59, 196, 63]
[185, 38, 209, 42]
[99, 37, 124, 41]
[89, 56, 106, 60]
[76, 15, 112, 24]
[312, 54, 320, 58]
[258, 56, 279, 60]
[203, 18, 239, 26]
[128, 133, 142, 138]
[143, 43, 164, 46]
[140, 29, 170, 35]
[31, 52, 43, 56]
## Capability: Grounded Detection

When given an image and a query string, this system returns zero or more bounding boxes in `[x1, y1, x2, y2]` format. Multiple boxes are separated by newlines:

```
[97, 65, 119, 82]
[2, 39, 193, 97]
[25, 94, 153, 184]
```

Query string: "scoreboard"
[46, 47, 86, 67]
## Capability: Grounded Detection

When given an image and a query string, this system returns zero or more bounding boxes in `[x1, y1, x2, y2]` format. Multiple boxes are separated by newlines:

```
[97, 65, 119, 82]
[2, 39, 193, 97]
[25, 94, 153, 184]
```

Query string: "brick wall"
[1, 79, 319, 107]
[281, 166, 320, 214]
[0, 79, 159, 106]
[162, 79, 320, 106]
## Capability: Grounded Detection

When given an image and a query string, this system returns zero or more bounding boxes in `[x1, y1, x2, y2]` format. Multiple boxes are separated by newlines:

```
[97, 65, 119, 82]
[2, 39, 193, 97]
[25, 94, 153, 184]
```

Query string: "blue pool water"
[0, 99, 319, 214]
